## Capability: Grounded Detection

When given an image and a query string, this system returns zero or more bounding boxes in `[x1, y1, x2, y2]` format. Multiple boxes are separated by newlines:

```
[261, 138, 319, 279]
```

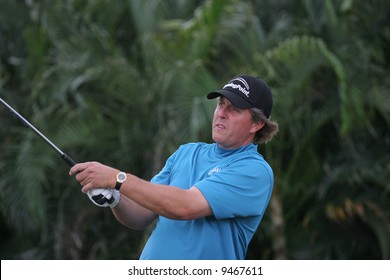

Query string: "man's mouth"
[215, 123, 225, 129]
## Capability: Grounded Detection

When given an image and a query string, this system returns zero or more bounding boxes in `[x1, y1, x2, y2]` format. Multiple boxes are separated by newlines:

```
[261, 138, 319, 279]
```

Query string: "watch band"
[115, 181, 122, 190]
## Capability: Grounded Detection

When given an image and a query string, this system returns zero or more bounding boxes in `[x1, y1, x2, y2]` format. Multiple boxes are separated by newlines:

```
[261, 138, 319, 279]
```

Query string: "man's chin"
[211, 133, 223, 144]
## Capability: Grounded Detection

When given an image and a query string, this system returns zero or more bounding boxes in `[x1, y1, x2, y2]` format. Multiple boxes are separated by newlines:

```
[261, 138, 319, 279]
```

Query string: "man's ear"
[250, 121, 265, 134]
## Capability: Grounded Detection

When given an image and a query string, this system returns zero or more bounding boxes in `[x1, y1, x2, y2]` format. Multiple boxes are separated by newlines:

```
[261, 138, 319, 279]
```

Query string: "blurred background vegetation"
[0, 0, 389, 260]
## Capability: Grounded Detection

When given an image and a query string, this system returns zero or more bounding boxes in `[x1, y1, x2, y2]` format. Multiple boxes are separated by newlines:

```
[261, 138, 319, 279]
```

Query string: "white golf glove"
[87, 188, 120, 208]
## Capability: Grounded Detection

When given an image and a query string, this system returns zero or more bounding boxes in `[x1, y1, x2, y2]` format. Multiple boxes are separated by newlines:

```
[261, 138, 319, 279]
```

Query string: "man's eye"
[230, 106, 240, 112]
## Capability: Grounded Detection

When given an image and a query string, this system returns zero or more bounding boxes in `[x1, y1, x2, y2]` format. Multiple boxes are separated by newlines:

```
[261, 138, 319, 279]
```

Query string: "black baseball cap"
[207, 74, 273, 118]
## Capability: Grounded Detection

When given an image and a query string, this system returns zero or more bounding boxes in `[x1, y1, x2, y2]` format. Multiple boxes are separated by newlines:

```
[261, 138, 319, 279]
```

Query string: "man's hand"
[69, 161, 118, 193]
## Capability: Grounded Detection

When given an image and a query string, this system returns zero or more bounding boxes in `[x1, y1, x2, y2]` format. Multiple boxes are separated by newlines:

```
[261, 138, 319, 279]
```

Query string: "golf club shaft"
[0, 98, 77, 167]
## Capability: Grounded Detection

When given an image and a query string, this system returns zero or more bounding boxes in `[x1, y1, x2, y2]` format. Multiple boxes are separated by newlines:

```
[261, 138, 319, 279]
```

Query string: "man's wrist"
[115, 171, 127, 190]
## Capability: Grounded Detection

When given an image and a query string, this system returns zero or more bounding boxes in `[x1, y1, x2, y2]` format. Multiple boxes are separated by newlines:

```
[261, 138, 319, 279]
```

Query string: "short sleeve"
[150, 149, 178, 185]
[195, 159, 273, 220]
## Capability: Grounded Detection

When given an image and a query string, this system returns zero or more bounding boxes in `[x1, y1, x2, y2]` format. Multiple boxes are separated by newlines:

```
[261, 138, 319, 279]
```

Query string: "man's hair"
[250, 107, 279, 144]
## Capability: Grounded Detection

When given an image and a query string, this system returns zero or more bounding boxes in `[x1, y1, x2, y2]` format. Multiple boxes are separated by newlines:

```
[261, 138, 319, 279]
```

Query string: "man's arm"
[69, 161, 212, 221]
[111, 195, 158, 230]
[119, 173, 212, 220]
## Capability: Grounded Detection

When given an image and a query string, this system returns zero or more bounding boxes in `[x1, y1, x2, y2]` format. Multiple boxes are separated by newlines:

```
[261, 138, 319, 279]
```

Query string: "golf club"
[1, 97, 77, 167]
[0, 97, 114, 204]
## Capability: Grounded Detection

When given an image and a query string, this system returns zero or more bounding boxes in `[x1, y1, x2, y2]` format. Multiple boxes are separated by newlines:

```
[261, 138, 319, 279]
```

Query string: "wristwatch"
[115, 171, 127, 190]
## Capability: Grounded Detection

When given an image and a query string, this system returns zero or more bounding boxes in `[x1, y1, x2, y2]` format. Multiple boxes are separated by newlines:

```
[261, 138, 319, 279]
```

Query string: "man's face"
[212, 97, 263, 149]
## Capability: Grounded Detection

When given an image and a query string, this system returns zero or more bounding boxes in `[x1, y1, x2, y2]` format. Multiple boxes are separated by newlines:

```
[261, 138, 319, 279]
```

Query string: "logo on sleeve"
[208, 167, 222, 176]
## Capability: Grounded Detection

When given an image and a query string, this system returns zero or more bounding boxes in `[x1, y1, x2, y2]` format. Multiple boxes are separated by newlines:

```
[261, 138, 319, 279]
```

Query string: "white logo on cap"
[223, 78, 250, 97]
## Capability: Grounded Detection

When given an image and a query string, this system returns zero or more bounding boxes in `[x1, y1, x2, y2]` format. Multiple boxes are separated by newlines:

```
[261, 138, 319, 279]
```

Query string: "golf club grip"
[61, 153, 77, 167]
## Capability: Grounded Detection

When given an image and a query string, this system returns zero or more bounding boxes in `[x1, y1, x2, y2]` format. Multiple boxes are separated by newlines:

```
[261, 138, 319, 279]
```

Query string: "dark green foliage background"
[0, 0, 389, 259]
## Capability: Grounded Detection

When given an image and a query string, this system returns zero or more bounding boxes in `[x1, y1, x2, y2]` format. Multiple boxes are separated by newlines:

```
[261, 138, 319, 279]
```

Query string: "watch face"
[117, 172, 127, 182]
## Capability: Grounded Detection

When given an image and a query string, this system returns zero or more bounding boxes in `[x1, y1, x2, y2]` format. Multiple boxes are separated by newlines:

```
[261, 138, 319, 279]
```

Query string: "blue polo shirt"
[139, 142, 273, 260]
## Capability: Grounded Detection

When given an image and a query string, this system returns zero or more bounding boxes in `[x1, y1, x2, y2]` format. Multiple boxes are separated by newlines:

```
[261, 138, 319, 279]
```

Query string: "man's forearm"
[112, 195, 157, 230]
[119, 174, 212, 220]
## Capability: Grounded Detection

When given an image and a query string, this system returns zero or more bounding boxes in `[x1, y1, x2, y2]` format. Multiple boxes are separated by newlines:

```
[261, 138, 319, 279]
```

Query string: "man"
[69, 74, 279, 259]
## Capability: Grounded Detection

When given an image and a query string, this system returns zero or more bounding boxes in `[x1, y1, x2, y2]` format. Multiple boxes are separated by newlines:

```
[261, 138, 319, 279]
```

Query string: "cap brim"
[207, 90, 253, 109]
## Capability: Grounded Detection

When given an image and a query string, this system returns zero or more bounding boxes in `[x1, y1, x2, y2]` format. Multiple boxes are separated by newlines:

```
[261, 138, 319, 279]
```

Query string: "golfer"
[70, 74, 279, 260]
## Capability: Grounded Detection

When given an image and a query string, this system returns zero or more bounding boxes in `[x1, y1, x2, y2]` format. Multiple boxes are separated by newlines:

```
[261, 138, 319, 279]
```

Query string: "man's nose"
[215, 107, 226, 118]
